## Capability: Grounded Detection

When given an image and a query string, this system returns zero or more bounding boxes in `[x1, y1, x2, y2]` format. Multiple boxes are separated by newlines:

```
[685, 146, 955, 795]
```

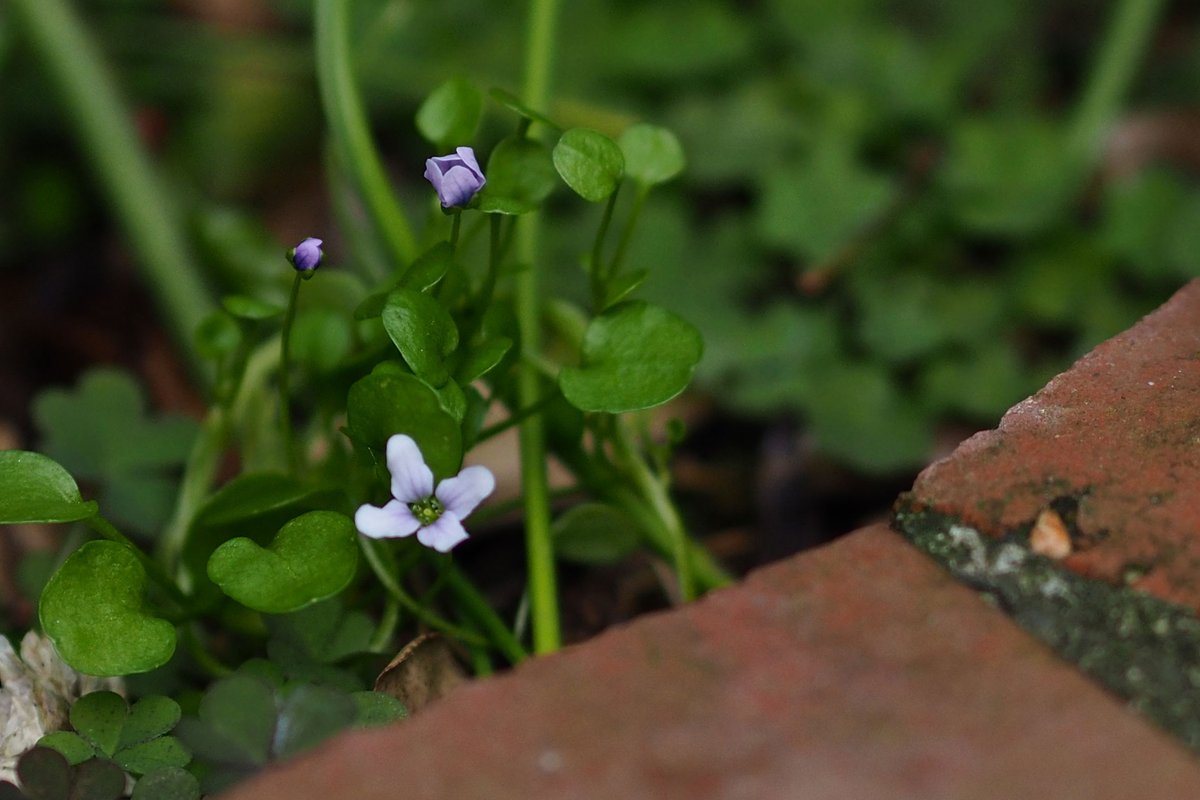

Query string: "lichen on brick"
[894, 501, 1200, 748]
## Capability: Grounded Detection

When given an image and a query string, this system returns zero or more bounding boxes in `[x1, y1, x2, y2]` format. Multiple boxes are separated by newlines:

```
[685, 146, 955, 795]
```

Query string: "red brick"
[221, 525, 1200, 799]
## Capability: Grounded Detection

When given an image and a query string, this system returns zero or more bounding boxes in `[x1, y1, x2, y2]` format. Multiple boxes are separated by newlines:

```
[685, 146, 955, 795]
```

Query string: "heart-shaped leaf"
[553, 128, 624, 202]
[0, 451, 97, 524]
[208, 511, 357, 615]
[559, 301, 703, 413]
[381, 289, 459, 387]
[115, 737, 191, 776]
[346, 373, 463, 480]
[70, 691, 127, 756]
[37, 732, 95, 765]
[39, 542, 176, 676]
[130, 767, 200, 800]
[477, 135, 557, 215]
[618, 124, 685, 187]
[416, 77, 482, 149]
[120, 696, 183, 750]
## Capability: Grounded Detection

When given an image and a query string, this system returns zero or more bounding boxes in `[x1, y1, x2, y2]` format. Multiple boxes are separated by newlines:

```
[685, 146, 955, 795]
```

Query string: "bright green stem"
[613, 422, 694, 601]
[158, 406, 229, 575]
[449, 212, 463, 254]
[1069, 0, 1167, 162]
[514, 0, 564, 656]
[11, 0, 215, 380]
[590, 188, 619, 311]
[315, 0, 417, 265]
[608, 187, 648, 278]
[369, 594, 401, 653]
[441, 562, 528, 665]
[86, 515, 190, 609]
[279, 272, 305, 471]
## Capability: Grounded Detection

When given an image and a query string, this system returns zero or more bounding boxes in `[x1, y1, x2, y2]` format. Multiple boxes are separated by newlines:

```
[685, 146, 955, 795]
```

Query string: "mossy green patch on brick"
[894, 498, 1200, 749]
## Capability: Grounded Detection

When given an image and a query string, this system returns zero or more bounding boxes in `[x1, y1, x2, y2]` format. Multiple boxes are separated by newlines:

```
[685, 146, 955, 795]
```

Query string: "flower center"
[409, 497, 443, 526]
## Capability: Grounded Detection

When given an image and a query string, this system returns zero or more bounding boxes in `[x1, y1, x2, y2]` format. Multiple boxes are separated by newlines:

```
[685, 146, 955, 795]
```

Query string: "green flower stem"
[315, 0, 417, 265]
[369, 593, 401, 653]
[472, 394, 560, 446]
[514, 0, 564, 655]
[611, 421, 694, 601]
[279, 271, 305, 472]
[608, 187, 649, 279]
[590, 187, 620, 310]
[157, 406, 229, 575]
[10, 0, 215, 381]
[85, 515, 191, 610]
[1069, 0, 1167, 163]
[441, 562, 528, 664]
[449, 211, 463, 254]
[359, 538, 489, 649]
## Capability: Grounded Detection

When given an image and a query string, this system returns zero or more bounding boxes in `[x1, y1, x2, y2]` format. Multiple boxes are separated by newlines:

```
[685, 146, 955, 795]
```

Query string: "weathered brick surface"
[909, 279, 1200, 609]
[221, 525, 1200, 799]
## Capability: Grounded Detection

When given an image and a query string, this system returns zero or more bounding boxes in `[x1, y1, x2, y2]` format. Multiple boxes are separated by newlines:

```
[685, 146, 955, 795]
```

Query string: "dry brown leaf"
[373, 633, 467, 715]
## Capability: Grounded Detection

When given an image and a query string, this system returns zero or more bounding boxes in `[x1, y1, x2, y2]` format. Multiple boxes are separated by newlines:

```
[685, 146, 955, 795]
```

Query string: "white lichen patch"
[0, 632, 122, 783]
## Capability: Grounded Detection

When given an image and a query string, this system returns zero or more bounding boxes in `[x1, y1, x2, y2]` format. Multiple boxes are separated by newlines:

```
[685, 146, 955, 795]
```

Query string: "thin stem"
[1069, 0, 1167, 163]
[611, 421, 694, 601]
[183, 625, 234, 679]
[472, 394, 560, 445]
[369, 594, 401, 653]
[279, 272, 305, 472]
[359, 538, 488, 647]
[157, 406, 229, 575]
[608, 187, 648, 279]
[10, 0, 215, 381]
[449, 212, 463, 254]
[86, 515, 191, 609]
[590, 187, 620, 311]
[514, 0, 564, 655]
[314, 0, 417, 265]
[441, 563, 528, 665]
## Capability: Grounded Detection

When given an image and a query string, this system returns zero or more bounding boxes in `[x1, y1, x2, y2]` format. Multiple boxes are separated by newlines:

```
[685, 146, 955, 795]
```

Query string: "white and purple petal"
[435, 465, 495, 521]
[386, 434, 434, 503]
[416, 513, 469, 552]
[354, 499, 421, 539]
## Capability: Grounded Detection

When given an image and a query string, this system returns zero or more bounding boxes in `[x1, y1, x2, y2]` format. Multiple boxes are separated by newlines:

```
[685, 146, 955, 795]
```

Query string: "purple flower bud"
[289, 237, 323, 273]
[424, 147, 486, 208]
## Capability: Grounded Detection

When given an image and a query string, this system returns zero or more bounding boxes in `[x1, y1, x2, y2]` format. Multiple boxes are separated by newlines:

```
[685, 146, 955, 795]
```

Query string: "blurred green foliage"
[3, 0, 1199, 474]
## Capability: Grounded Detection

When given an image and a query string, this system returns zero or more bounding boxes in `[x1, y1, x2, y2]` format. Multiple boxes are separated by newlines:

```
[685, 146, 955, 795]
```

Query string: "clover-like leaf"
[0, 451, 97, 525]
[618, 124, 685, 188]
[478, 135, 557, 215]
[70, 691, 127, 757]
[560, 301, 703, 413]
[208, 511, 358, 615]
[114, 737, 191, 777]
[416, 77, 483, 149]
[129, 768, 200, 800]
[553, 128, 625, 202]
[9, 748, 125, 800]
[346, 373, 463, 480]
[381, 288, 459, 387]
[46, 693, 189, 777]
[39, 541, 176, 676]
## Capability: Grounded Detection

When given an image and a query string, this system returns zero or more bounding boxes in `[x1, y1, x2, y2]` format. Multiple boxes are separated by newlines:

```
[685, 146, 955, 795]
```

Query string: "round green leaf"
[553, 128, 625, 202]
[416, 77, 482, 148]
[208, 511, 358, 615]
[272, 685, 357, 760]
[559, 301, 703, 413]
[194, 312, 241, 360]
[346, 373, 463, 480]
[15, 748, 71, 799]
[40, 541, 176, 676]
[618, 124, 685, 187]
[477, 135, 557, 215]
[381, 289, 459, 387]
[552, 503, 641, 564]
[290, 309, 353, 373]
[120, 696, 182, 749]
[0, 450, 98, 524]
[352, 691, 407, 727]
[455, 337, 512, 384]
[37, 732, 96, 765]
[130, 767, 201, 800]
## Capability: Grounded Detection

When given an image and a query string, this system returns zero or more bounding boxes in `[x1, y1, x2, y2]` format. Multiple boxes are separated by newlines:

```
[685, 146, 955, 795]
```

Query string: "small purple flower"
[354, 434, 495, 553]
[424, 147, 486, 208]
[288, 237, 324, 273]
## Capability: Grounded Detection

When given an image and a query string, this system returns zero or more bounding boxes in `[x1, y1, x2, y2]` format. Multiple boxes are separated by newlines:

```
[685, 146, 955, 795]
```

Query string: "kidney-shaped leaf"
[553, 128, 624, 202]
[477, 135, 557, 215]
[40, 541, 176, 676]
[559, 301, 703, 413]
[208, 511, 358, 615]
[416, 77, 483, 148]
[0, 451, 98, 524]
